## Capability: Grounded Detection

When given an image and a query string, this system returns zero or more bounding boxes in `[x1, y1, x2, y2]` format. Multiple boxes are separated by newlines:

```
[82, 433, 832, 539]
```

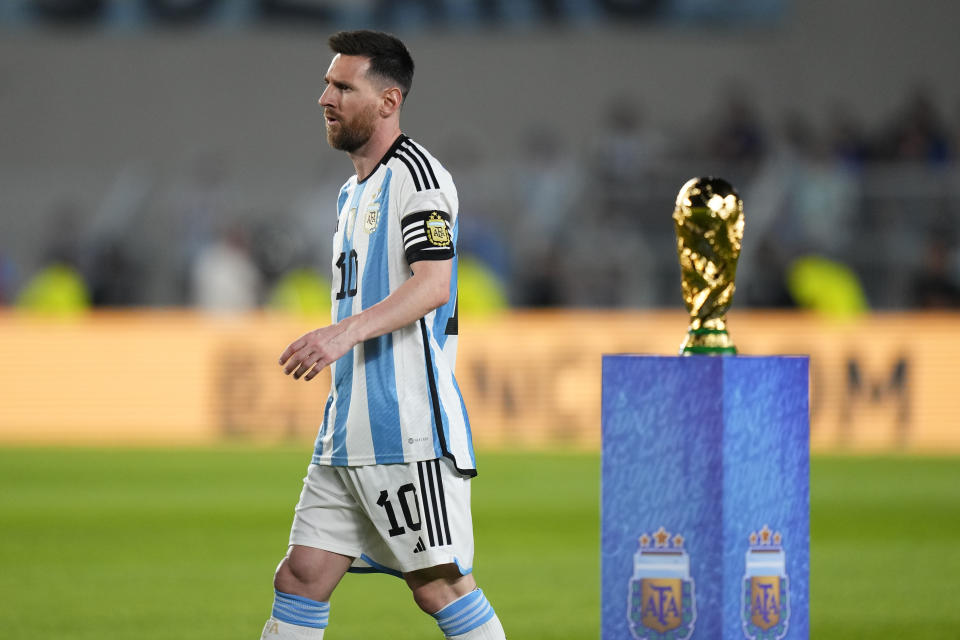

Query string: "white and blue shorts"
[289, 458, 475, 577]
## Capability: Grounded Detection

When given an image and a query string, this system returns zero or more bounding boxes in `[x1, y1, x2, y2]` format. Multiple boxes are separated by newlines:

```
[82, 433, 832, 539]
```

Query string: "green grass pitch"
[1, 448, 958, 638]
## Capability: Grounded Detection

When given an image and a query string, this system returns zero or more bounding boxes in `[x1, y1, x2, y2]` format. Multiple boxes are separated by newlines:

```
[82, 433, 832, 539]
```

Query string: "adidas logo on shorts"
[413, 537, 426, 554]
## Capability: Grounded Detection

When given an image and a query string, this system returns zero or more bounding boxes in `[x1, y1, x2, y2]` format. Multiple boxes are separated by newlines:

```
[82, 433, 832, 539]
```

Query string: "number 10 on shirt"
[336, 249, 359, 299]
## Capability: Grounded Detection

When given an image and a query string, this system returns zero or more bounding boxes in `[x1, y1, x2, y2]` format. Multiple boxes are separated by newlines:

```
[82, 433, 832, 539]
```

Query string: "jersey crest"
[364, 201, 380, 234]
[426, 211, 451, 246]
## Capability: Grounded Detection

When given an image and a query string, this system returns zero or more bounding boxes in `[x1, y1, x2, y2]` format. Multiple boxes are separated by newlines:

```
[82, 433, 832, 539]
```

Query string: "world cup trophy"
[673, 177, 744, 355]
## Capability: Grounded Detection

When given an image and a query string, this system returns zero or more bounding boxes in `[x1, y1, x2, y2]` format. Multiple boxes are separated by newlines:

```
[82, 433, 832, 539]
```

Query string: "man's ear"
[380, 87, 403, 117]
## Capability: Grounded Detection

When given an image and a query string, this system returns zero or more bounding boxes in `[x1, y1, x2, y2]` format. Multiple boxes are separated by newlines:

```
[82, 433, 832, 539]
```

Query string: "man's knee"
[273, 546, 353, 602]
[273, 555, 306, 592]
[411, 582, 449, 615]
[405, 564, 477, 614]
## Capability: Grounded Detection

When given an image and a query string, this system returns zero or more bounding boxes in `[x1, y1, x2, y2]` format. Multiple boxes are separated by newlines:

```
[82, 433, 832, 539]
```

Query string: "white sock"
[432, 589, 506, 639]
[261, 590, 329, 639]
[446, 614, 506, 639]
[260, 617, 325, 639]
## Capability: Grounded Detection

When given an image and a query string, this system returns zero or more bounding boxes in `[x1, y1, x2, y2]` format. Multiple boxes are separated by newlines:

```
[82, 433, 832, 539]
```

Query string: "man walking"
[260, 30, 507, 640]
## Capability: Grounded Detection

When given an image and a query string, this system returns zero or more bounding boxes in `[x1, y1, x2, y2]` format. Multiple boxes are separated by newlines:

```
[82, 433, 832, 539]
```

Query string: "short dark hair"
[329, 30, 414, 101]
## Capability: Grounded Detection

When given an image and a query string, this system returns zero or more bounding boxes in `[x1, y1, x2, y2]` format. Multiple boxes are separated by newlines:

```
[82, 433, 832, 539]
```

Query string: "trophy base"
[680, 328, 737, 356]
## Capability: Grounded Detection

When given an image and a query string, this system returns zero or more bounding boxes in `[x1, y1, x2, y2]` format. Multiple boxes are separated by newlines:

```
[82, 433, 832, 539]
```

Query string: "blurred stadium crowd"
[2, 0, 959, 314]
[0, 0, 785, 28]
[6, 87, 959, 314]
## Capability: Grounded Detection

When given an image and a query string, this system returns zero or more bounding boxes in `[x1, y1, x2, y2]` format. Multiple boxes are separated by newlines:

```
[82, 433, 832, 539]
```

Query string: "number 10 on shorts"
[376, 484, 421, 537]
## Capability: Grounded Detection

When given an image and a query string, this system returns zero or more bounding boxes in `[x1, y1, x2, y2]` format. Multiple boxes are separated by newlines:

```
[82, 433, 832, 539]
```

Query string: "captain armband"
[401, 210, 454, 263]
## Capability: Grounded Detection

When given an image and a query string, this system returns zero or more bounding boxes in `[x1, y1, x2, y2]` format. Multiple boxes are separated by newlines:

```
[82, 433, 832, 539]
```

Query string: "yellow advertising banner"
[0, 310, 955, 452]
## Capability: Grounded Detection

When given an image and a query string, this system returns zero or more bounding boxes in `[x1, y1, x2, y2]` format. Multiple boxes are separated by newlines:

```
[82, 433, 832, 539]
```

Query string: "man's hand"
[279, 323, 355, 381]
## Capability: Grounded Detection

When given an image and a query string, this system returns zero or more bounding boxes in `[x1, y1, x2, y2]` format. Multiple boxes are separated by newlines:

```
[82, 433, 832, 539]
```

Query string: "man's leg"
[260, 545, 353, 639]
[261, 462, 366, 638]
[405, 564, 507, 639]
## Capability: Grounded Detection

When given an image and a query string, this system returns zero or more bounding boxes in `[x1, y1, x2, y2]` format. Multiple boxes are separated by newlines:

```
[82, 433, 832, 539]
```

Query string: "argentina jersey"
[312, 134, 477, 477]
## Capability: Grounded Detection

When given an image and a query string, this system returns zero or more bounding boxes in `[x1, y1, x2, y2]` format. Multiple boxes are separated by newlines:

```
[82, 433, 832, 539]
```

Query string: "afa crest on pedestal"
[628, 527, 696, 640]
[741, 526, 790, 640]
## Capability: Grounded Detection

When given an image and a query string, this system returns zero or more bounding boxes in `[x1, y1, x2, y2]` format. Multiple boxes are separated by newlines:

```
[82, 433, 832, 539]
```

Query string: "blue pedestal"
[601, 356, 809, 640]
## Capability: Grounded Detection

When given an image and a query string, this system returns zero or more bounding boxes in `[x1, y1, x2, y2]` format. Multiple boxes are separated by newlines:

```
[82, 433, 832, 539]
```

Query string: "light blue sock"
[271, 590, 330, 629]
[431, 588, 497, 637]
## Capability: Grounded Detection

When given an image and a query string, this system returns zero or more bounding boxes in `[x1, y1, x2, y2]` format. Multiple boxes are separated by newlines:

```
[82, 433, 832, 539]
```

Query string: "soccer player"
[259, 30, 507, 640]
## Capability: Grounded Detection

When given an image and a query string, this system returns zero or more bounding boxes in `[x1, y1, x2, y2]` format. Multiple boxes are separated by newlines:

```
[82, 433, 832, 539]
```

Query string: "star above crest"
[653, 526, 671, 547]
[748, 525, 783, 549]
[638, 527, 688, 550]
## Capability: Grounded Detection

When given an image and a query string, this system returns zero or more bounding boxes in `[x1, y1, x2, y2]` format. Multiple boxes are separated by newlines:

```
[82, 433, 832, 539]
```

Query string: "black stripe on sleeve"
[404, 141, 440, 190]
[433, 459, 452, 546]
[397, 145, 432, 191]
[395, 152, 423, 191]
[417, 462, 436, 547]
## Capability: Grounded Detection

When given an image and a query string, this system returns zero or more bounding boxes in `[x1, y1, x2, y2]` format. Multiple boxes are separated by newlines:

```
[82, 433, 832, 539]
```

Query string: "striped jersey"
[312, 134, 476, 477]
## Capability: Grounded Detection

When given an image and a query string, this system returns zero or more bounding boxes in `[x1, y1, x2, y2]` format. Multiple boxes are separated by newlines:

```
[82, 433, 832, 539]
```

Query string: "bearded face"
[325, 101, 378, 153]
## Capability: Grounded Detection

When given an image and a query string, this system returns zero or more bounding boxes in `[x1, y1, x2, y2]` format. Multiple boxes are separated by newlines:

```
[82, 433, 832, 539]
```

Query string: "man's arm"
[279, 258, 452, 381]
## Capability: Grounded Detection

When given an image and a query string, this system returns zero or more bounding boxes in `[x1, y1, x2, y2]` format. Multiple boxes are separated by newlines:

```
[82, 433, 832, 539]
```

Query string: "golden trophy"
[673, 177, 744, 355]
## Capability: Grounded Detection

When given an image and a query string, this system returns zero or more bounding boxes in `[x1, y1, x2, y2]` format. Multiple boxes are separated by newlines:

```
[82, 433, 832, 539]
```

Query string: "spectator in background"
[786, 255, 869, 319]
[881, 88, 952, 165]
[780, 110, 817, 160]
[440, 132, 513, 292]
[290, 164, 344, 286]
[511, 127, 582, 306]
[269, 265, 332, 317]
[248, 218, 303, 294]
[42, 201, 85, 268]
[588, 95, 668, 225]
[735, 110, 812, 308]
[742, 232, 795, 308]
[457, 254, 509, 317]
[15, 263, 90, 315]
[707, 87, 767, 174]
[258, 0, 335, 23]
[954, 98, 960, 163]
[15, 201, 91, 315]
[739, 106, 866, 309]
[172, 151, 234, 303]
[86, 237, 144, 306]
[788, 136, 860, 258]
[190, 224, 263, 312]
[825, 103, 870, 169]
[577, 95, 669, 307]
[764, 107, 859, 258]
[517, 250, 564, 307]
[458, 214, 512, 287]
[475, 0, 566, 23]
[911, 233, 960, 308]
[372, 0, 447, 26]
[0, 252, 18, 305]
[516, 127, 582, 241]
